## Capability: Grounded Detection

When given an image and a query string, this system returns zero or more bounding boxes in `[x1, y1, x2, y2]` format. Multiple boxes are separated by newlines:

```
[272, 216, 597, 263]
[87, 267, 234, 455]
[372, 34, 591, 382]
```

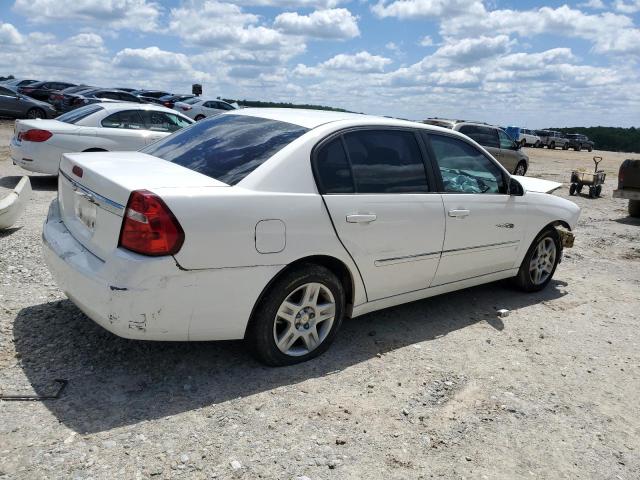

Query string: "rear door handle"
[346, 214, 377, 223]
[448, 209, 470, 218]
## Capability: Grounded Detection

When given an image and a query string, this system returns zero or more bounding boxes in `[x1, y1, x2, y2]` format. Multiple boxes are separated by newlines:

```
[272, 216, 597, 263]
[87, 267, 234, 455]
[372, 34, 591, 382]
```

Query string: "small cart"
[569, 156, 606, 198]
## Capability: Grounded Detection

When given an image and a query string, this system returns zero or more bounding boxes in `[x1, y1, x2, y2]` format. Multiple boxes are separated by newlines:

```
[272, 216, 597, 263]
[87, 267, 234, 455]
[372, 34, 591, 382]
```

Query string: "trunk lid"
[58, 151, 228, 260]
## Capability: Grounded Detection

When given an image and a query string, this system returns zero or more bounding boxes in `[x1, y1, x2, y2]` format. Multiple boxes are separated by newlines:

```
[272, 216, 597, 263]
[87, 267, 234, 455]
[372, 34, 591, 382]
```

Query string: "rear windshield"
[182, 97, 201, 105]
[55, 104, 104, 124]
[141, 114, 309, 185]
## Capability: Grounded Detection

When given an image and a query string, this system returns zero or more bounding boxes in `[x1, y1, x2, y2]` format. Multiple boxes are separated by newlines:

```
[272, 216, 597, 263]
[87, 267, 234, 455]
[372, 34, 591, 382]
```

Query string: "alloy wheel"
[515, 163, 526, 176]
[273, 282, 336, 356]
[529, 237, 556, 285]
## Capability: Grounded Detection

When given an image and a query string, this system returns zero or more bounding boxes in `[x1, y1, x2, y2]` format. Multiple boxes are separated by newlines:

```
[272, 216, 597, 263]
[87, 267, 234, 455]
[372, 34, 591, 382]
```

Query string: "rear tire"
[514, 161, 527, 176]
[587, 146, 593, 152]
[595, 185, 602, 197]
[514, 228, 561, 292]
[629, 200, 640, 217]
[246, 264, 345, 366]
[26, 108, 45, 119]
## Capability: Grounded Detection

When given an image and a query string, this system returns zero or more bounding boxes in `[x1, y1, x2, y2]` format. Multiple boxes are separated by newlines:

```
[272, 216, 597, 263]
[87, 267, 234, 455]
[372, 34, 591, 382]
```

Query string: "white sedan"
[43, 109, 579, 366]
[173, 97, 237, 121]
[10, 103, 193, 175]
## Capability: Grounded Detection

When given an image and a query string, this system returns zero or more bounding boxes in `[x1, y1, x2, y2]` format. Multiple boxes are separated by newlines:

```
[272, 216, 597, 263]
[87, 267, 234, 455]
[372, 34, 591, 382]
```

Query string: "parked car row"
[506, 125, 595, 152]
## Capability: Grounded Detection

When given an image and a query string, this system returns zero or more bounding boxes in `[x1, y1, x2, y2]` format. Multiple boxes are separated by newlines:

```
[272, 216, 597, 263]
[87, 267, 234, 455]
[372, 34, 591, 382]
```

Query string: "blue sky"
[1, 1, 639, 127]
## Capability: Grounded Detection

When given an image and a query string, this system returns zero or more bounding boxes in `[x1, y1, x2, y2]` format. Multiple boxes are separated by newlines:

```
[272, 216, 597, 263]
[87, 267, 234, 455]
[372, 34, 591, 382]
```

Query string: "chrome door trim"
[375, 251, 441, 267]
[442, 240, 519, 255]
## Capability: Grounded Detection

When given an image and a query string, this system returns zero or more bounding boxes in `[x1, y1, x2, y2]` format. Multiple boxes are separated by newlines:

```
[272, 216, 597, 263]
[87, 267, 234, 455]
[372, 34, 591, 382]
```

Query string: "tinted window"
[343, 130, 428, 194]
[498, 130, 515, 149]
[0, 86, 15, 96]
[141, 114, 308, 185]
[315, 138, 354, 194]
[217, 102, 234, 111]
[183, 97, 201, 105]
[56, 104, 104, 124]
[203, 101, 218, 109]
[101, 110, 146, 129]
[458, 125, 499, 148]
[97, 91, 120, 100]
[429, 134, 506, 194]
[142, 110, 191, 132]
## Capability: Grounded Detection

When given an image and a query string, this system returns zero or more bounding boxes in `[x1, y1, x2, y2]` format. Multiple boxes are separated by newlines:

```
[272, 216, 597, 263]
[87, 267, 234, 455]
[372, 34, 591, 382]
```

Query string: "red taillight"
[21, 129, 52, 142]
[72, 165, 83, 178]
[119, 190, 184, 256]
[180, 106, 192, 111]
[163, 101, 172, 107]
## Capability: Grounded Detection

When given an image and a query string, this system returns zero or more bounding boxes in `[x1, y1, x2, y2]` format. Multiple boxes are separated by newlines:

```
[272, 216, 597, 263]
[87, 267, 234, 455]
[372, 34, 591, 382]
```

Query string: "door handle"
[448, 209, 470, 218]
[346, 214, 377, 223]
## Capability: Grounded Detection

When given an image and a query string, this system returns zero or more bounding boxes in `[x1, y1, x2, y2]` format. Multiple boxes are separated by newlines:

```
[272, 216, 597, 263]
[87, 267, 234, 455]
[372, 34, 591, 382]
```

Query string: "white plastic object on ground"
[0, 176, 32, 229]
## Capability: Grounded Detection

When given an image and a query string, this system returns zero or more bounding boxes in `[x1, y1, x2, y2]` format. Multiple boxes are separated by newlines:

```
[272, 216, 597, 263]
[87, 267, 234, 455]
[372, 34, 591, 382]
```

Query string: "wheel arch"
[82, 148, 108, 152]
[244, 255, 356, 338]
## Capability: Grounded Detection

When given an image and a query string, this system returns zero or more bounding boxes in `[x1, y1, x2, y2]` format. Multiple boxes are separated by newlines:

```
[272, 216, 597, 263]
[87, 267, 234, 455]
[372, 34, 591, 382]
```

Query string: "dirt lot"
[0, 118, 639, 479]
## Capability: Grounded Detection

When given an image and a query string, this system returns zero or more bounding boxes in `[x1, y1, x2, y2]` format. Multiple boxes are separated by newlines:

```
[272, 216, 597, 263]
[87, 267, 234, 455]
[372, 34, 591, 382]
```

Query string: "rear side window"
[141, 114, 309, 185]
[343, 130, 429, 194]
[56, 104, 104, 124]
[429, 134, 506, 194]
[458, 125, 499, 149]
[101, 110, 146, 129]
[315, 138, 354, 194]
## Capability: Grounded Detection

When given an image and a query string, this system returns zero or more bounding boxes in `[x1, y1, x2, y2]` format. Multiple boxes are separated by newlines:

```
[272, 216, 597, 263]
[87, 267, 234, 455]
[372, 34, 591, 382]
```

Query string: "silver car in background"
[174, 97, 237, 121]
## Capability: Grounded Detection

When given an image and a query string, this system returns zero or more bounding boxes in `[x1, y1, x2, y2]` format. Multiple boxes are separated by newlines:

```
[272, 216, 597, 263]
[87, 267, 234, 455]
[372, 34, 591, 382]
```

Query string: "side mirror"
[513, 142, 521, 150]
[509, 177, 524, 196]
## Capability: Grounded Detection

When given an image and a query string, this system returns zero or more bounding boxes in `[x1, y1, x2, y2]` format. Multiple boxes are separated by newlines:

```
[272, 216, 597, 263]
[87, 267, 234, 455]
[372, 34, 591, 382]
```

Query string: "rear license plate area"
[74, 193, 97, 231]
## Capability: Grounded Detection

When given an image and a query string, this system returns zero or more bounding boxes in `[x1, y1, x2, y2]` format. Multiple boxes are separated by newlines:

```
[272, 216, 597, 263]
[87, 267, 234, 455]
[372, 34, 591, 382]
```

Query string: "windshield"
[141, 114, 309, 185]
[56, 104, 104, 124]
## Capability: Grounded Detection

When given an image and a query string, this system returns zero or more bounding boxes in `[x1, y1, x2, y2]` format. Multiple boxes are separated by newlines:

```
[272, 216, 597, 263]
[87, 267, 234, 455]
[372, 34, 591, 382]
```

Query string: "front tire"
[514, 228, 561, 292]
[246, 264, 345, 366]
[26, 108, 45, 119]
[514, 161, 527, 176]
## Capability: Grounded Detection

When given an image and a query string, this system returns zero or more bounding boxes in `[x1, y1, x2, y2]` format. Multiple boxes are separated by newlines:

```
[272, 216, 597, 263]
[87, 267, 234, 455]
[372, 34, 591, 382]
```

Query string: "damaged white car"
[43, 109, 579, 365]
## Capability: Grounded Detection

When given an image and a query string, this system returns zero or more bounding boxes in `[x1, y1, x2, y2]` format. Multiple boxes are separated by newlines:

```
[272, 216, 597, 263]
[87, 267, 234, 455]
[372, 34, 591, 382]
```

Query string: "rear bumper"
[43, 200, 281, 341]
[10, 138, 61, 175]
[613, 189, 640, 201]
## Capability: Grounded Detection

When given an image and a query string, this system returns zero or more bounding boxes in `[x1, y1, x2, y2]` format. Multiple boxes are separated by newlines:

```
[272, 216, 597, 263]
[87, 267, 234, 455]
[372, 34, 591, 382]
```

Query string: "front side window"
[429, 134, 506, 194]
[141, 114, 308, 185]
[101, 110, 146, 129]
[498, 130, 515, 149]
[141, 110, 191, 132]
[343, 130, 429, 194]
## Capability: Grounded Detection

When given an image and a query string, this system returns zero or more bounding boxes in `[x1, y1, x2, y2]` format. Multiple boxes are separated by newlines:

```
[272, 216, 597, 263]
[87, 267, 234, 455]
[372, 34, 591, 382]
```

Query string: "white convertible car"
[43, 109, 579, 365]
[10, 103, 193, 175]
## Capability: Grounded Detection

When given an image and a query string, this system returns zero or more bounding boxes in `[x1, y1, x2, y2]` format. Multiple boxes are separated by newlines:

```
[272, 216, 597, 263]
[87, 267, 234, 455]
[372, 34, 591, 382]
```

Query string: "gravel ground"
[1, 118, 639, 479]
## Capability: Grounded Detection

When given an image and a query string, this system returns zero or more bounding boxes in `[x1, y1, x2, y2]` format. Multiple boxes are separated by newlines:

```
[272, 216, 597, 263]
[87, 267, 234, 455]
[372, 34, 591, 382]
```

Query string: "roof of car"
[230, 108, 428, 130]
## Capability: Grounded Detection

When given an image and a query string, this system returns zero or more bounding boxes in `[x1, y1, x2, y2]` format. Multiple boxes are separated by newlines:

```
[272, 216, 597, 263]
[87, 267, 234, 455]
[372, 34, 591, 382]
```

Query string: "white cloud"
[433, 35, 515, 65]
[321, 51, 392, 72]
[12, 0, 162, 32]
[419, 35, 433, 46]
[372, 0, 484, 19]
[0, 23, 23, 45]
[578, 0, 605, 9]
[441, 5, 640, 56]
[113, 47, 193, 72]
[274, 8, 360, 39]
[614, 0, 640, 13]
[235, 0, 345, 6]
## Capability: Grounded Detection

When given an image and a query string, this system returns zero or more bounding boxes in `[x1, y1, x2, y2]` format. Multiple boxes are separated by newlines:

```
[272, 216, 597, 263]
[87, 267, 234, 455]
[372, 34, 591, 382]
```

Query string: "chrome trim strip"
[375, 251, 441, 267]
[443, 240, 519, 255]
[60, 170, 125, 216]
